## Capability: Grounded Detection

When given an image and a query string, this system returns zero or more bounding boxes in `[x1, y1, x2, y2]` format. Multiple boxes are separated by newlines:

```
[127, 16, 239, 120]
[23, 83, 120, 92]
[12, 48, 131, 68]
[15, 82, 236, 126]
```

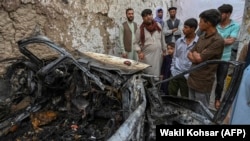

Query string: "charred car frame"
[0, 35, 245, 141]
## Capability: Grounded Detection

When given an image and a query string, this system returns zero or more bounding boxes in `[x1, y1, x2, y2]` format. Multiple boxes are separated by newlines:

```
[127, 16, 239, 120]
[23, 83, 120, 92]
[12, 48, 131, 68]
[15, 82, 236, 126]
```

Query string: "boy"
[160, 42, 175, 95]
[168, 18, 199, 98]
[187, 9, 224, 108]
[214, 4, 240, 109]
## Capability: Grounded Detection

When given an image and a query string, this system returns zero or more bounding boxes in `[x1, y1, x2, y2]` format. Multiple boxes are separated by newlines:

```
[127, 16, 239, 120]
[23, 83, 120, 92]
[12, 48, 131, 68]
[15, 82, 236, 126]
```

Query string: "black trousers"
[215, 63, 229, 100]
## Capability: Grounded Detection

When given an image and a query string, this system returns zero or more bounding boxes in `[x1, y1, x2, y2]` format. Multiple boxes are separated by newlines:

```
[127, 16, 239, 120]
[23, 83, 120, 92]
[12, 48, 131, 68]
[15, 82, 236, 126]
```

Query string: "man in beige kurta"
[134, 9, 166, 78]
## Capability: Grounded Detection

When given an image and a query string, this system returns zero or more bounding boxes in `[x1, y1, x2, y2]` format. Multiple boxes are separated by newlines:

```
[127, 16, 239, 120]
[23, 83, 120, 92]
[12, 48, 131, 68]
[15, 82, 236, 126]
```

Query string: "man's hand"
[162, 50, 167, 56]
[192, 51, 199, 57]
[121, 53, 128, 58]
[138, 52, 145, 60]
[187, 51, 194, 62]
[160, 75, 163, 80]
[214, 100, 221, 110]
[187, 51, 202, 63]
[224, 37, 236, 45]
[172, 28, 178, 33]
[192, 51, 202, 63]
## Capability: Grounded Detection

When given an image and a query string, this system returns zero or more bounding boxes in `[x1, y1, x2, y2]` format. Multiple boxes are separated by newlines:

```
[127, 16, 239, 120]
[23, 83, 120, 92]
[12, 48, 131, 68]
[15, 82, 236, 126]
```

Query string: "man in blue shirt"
[214, 4, 240, 109]
[230, 42, 250, 124]
[168, 18, 199, 97]
[230, 64, 250, 124]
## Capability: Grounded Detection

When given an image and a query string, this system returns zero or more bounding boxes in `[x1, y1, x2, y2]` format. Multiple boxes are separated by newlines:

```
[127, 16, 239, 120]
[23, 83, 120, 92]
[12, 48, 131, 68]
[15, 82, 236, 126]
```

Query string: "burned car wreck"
[0, 35, 245, 141]
[0, 35, 149, 141]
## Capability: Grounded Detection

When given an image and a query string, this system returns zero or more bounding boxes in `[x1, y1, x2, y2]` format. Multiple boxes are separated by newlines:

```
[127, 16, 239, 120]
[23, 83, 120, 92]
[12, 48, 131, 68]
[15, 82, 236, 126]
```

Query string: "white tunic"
[134, 23, 166, 77]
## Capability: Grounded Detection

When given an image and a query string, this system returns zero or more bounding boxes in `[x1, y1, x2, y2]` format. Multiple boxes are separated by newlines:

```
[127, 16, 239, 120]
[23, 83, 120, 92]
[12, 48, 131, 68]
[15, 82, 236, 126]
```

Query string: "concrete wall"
[0, 0, 174, 60]
[237, 0, 250, 58]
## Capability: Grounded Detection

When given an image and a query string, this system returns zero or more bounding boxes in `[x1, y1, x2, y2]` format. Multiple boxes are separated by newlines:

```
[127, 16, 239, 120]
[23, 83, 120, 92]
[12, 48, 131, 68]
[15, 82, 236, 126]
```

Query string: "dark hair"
[126, 8, 134, 14]
[184, 18, 198, 30]
[168, 7, 177, 11]
[141, 9, 152, 17]
[199, 9, 221, 26]
[218, 4, 233, 14]
[167, 42, 175, 48]
[157, 8, 163, 13]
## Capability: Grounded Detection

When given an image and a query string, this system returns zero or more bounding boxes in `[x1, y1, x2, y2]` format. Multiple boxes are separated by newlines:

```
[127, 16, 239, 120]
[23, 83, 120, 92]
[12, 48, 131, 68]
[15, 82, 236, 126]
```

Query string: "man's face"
[142, 14, 153, 24]
[126, 10, 134, 22]
[199, 18, 209, 31]
[220, 12, 230, 22]
[169, 10, 176, 18]
[182, 25, 194, 36]
[157, 11, 163, 19]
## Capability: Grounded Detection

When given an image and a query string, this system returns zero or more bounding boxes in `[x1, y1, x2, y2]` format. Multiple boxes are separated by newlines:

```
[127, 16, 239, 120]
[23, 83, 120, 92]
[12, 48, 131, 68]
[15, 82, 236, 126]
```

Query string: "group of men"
[119, 7, 182, 78]
[118, 4, 250, 124]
